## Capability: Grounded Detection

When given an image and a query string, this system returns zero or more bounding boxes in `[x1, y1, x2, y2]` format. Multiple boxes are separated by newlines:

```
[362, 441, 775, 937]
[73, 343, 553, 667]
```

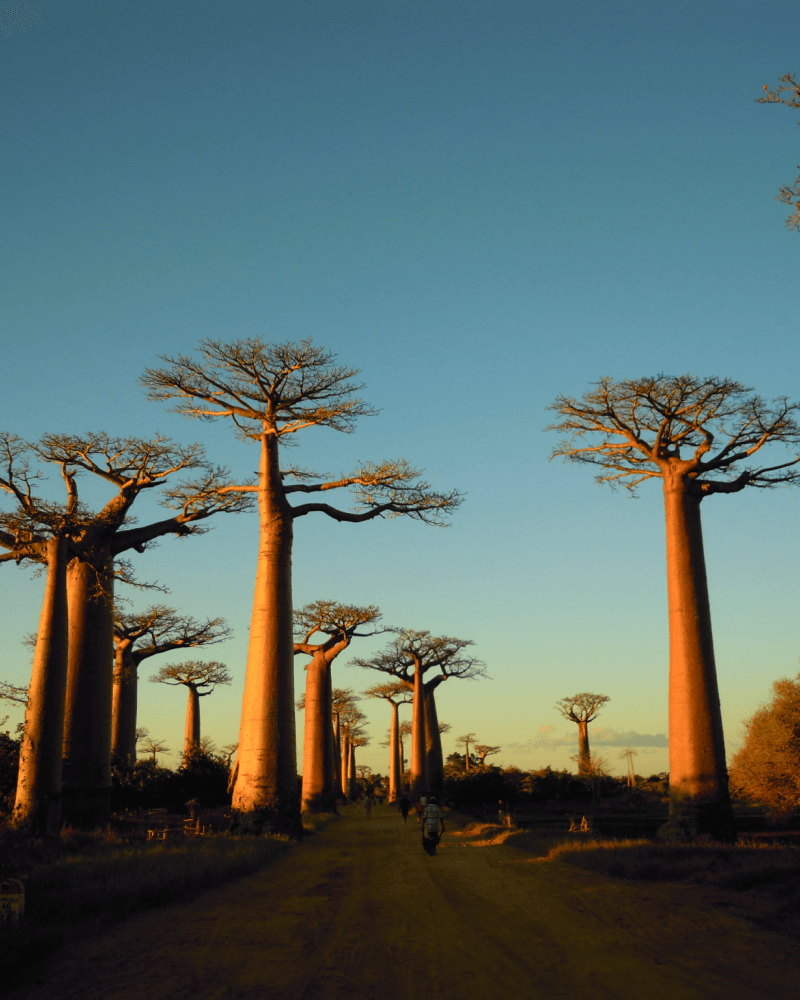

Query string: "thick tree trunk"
[111, 643, 138, 767]
[62, 549, 115, 827]
[577, 721, 591, 775]
[324, 668, 336, 808]
[424, 688, 444, 798]
[662, 476, 734, 840]
[184, 684, 201, 758]
[231, 435, 301, 836]
[301, 652, 336, 812]
[410, 667, 427, 799]
[348, 742, 357, 801]
[332, 713, 342, 797]
[389, 702, 401, 802]
[341, 733, 350, 799]
[13, 536, 70, 835]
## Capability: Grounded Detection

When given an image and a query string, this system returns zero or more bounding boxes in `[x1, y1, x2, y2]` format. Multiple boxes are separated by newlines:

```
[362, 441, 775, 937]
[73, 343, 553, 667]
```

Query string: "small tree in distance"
[455, 733, 477, 772]
[150, 661, 232, 759]
[556, 693, 609, 776]
[475, 744, 501, 767]
[548, 375, 800, 840]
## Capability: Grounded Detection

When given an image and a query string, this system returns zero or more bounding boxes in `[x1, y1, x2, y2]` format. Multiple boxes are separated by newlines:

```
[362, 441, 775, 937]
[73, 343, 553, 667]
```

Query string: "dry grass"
[0, 828, 290, 977]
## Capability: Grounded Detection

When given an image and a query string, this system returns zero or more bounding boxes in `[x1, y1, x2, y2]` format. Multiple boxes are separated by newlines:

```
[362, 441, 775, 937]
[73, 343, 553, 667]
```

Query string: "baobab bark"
[389, 701, 401, 801]
[424, 684, 445, 798]
[184, 684, 201, 757]
[340, 733, 350, 799]
[410, 666, 427, 799]
[62, 551, 115, 827]
[577, 721, 591, 776]
[348, 742, 357, 801]
[13, 536, 70, 835]
[301, 652, 336, 812]
[332, 713, 342, 796]
[111, 641, 138, 766]
[231, 435, 300, 835]
[662, 473, 734, 840]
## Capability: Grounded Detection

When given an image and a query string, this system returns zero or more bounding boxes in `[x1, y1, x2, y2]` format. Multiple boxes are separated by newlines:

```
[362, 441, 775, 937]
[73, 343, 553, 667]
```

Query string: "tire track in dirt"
[7, 807, 800, 1000]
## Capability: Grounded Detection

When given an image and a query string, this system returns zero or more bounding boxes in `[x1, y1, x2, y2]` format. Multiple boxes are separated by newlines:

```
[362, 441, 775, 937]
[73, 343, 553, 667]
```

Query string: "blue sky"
[2, 0, 799, 777]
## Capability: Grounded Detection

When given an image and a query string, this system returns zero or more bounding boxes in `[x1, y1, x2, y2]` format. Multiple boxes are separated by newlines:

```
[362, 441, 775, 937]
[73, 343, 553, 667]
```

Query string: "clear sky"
[2, 0, 799, 778]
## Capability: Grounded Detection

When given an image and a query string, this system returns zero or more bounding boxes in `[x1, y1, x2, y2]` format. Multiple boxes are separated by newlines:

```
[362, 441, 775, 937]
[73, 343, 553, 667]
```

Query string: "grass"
[0, 826, 290, 980]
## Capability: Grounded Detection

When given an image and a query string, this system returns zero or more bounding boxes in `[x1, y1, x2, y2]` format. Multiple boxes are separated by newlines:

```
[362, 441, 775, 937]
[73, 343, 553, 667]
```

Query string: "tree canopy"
[759, 73, 800, 231]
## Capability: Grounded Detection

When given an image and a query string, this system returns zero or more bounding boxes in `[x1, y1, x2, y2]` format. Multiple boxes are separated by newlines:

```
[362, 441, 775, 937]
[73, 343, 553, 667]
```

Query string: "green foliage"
[729, 673, 800, 818]
[111, 749, 231, 812]
[0, 726, 21, 815]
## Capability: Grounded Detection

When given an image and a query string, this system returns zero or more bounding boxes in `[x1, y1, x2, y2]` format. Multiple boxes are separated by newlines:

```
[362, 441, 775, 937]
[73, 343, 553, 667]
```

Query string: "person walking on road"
[421, 796, 445, 855]
[399, 794, 410, 824]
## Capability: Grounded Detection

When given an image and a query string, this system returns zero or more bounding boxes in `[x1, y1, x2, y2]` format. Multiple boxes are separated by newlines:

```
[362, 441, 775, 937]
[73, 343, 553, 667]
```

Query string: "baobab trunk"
[184, 684, 201, 758]
[13, 536, 70, 835]
[348, 742, 357, 801]
[301, 653, 336, 812]
[577, 721, 591, 776]
[341, 733, 350, 799]
[332, 713, 342, 796]
[62, 551, 115, 827]
[389, 701, 401, 801]
[111, 644, 138, 767]
[231, 435, 301, 835]
[662, 475, 734, 840]
[409, 667, 427, 799]
[424, 688, 444, 798]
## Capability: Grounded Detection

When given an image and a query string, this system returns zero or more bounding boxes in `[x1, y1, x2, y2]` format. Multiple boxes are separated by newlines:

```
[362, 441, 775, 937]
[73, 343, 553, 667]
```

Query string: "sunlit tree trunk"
[663, 474, 734, 839]
[62, 550, 115, 827]
[184, 684, 201, 758]
[348, 742, 357, 801]
[410, 667, 427, 799]
[111, 642, 137, 766]
[389, 701, 401, 801]
[301, 652, 335, 812]
[577, 721, 590, 775]
[232, 435, 301, 835]
[341, 733, 350, 799]
[13, 536, 70, 835]
[424, 687, 444, 798]
[332, 713, 342, 797]
[324, 668, 336, 806]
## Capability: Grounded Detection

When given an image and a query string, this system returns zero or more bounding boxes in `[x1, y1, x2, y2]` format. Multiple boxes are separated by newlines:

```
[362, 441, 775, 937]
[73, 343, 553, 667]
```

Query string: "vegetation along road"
[9, 807, 800, 1000]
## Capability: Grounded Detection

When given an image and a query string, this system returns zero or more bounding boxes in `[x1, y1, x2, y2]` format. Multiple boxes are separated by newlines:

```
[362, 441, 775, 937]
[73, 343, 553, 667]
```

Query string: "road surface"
[9, 805, 800, 1000]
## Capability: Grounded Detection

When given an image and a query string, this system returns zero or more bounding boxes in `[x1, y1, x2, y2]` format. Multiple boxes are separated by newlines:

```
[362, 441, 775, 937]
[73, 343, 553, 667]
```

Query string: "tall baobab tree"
[337, 696, 367, 803]
[0, 434, 90, 833]
[475, 744, 501, 767]
[294, 601, 382, 813]
[455, 733, 477, 772]
[113, 608, 232, 766]
[353, 630, 486, 799]
[150, 660, 232, 759]
[142, 339, 462, 834]
[548, 375, 800, 839]
[140, 736, 170, 764]
[365, 681, 413, 801]
[620, 747, 637, 788]
[555, 693, 609, 776]
[759, 73, 800, 230]
[31, 433, 248, 826]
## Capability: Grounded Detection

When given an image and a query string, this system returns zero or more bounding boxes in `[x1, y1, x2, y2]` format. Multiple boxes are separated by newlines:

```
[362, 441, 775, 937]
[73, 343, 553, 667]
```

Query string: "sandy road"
[8, 806, 800, 1000]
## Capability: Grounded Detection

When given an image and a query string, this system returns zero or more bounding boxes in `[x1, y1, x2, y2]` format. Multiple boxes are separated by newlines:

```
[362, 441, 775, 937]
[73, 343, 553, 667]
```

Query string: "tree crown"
[759, 73, 800, 231]
[351, 629, 487, 684]
[548, 375, 800, 496]
[150, 660, 232, 694]
[555, 692, 610, 725]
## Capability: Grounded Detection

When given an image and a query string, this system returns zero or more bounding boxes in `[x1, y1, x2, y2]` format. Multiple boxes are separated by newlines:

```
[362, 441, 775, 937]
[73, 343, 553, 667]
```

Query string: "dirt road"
[9, 806, 800, 1000]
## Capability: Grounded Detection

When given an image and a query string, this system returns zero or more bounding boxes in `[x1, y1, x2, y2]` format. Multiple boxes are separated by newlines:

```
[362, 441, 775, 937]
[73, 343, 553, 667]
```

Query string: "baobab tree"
[620, 747, 637, 788]
[759, 73, 800, 230]
[142, 339, 462, 834]
[549, 375, 800, 839]
[555, 693, 610, 777]
[0, 435, 89, 833]
[353, 630, 485, 799]
[365, 681, 412, 801]
[475, 744, 501, 767]
[140, 736, 170, 764]
[113, 607, 232, 766]
[150, 660, 232, 759]
[30, 433, 248, 826]
[294, 601, 382, 813]
[455, 733, 477, 772]
[336, 692, 367, 803]
[0, 682, 28, 707]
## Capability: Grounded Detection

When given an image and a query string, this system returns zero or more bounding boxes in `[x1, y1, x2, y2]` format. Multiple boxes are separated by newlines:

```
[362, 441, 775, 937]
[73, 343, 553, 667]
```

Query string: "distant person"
[364, 795, 373, 819]
[399, 794, 410, 824]
[421, 796, 445, 855]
